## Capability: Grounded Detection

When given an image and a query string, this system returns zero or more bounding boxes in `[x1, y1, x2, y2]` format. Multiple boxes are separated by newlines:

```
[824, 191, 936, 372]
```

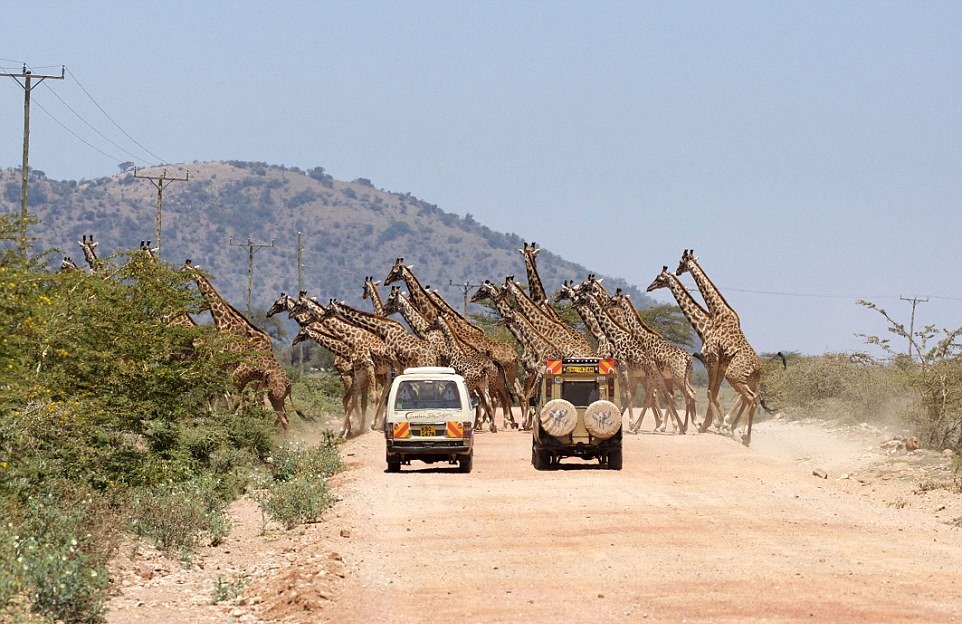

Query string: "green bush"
[128, 476, 232, 558]
[256, 475, 332, 530]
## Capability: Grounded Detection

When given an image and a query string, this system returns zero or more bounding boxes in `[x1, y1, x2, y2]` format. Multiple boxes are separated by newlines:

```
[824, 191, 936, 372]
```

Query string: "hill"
[0, 161, 655, 314]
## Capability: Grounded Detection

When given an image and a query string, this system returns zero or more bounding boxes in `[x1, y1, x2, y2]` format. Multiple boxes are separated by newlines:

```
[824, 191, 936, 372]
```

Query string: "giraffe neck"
[193, 273, 261, 336]
[400, 268, 437, 321]
[572, 301, 608, 346]
[365, 283, 385, 316]
[584, 295, 633, 350]
[335, 304, 403, 341]
[301, 325, 351, 358]
[661, 274, 712, 340]
[488, 293, 531, 350]
[428, 290, 485, 339]
[394, 294, 433, 338]
[686, 259, 738, 322]
[523, 251, 547, 305]
[615, 297, 659, 339]
[506, 281, 566, 339]
[81, 244, 103, 272]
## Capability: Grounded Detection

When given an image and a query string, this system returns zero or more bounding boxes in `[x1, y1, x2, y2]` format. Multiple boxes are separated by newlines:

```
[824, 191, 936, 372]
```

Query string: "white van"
[383, 367, 475, 473]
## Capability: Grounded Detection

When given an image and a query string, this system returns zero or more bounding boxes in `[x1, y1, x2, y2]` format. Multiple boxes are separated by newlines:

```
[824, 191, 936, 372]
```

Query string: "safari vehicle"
[532, 357, 623, 470]
[384, 367, 475, 473]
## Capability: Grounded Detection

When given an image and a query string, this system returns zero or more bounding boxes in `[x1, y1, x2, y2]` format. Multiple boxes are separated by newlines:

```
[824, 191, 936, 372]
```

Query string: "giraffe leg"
[652, 373, 685, 434]
[681, 376, 697, 434]
[700, 361, 725, 433]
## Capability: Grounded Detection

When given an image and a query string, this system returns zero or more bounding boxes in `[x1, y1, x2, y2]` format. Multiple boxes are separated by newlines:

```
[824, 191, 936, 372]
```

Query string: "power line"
[32, 98, 125, 162]
[40, 81, 147, 165]
[65, 67, 165, 164]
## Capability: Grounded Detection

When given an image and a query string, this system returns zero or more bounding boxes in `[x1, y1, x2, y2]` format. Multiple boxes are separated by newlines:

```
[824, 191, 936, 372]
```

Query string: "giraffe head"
[59, 256, 80, 272]
[362, 276, 381, 302]
[646, 266, 673, 292]
[470, 280, 500, 304]
[519, 241, 541, 259]
[675, 249, 698, 277]
[383, 285, 403, 315]
[553, 280, 577, 304]
[292, 327, 311, 347]
[266, 292, 291, 318]
[604, 288, 630, 312]
[384, 258, 411, 285]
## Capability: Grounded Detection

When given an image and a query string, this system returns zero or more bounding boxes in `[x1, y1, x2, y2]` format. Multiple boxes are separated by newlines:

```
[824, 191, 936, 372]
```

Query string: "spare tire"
[539, 399, 578, 437]
[584, 400, 622, 439]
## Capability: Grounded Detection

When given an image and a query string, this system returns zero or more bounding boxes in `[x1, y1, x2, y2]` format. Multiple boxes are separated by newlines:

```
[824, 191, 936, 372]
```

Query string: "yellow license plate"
[419, 425, 435, 437]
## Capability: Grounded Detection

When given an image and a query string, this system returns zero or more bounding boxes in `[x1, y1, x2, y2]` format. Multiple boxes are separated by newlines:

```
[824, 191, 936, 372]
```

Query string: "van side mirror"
[470, 397, 479, 408]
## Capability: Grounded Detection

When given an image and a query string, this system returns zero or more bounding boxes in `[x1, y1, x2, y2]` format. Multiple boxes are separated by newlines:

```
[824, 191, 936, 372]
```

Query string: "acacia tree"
[858, 300, 962, 449]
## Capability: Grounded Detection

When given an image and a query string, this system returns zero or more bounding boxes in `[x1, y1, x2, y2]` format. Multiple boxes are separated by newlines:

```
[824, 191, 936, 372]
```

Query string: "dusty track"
[108, 419, 962, 623]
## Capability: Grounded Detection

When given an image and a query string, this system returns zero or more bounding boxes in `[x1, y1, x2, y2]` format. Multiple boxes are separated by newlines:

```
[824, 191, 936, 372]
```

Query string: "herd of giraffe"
[59, 235, 761, 446]
[271, 242, 762, 446]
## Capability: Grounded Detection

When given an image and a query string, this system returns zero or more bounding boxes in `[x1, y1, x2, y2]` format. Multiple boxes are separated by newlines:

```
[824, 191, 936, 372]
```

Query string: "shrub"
[255, 475, 332, 530]
[127, 476, 232, 559]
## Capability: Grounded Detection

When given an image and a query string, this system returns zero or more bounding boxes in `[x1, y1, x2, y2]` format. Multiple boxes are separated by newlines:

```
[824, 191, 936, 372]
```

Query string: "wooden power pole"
[1, 64, 64, 258]
[133, 168, 189, 256]
[449, 279, 484, 317]
[229, 235, 274, 318]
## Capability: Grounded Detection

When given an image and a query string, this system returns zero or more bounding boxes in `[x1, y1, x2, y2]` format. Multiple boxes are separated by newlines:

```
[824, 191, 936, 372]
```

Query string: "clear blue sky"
[3, 1, 961, 355]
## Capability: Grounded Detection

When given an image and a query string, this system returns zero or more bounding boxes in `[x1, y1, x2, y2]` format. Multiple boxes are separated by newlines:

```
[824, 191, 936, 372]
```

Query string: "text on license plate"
[419, 425, 435, 437]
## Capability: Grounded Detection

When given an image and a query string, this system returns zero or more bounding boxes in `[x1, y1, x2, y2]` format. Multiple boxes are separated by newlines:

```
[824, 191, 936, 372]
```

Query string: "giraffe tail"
[286, 393, 315, 422]
[691, 351, 704, 364]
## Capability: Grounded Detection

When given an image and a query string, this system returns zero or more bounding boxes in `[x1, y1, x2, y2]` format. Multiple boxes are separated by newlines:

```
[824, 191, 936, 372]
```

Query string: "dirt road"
[108, 420, 962, 623]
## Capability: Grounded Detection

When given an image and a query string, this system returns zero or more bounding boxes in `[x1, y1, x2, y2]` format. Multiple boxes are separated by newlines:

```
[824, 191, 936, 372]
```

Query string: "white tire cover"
[584, 400, 622, 439]
[540, 399, 578, 437]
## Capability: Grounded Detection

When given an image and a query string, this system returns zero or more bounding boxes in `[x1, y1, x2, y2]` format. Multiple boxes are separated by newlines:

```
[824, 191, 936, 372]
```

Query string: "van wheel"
[532, 447, 550, 471]
[607, 448, 623, 471]
[458, 452, 473, 473]
[387, 456, 401, 473]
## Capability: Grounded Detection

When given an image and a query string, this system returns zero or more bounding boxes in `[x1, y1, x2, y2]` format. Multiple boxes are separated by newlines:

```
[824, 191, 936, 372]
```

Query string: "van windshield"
[394, 380, 462, 410]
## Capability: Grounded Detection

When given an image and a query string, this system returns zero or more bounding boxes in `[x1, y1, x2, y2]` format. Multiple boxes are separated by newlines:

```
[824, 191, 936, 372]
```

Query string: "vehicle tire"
[607, 447, 623, 471]
[458, 452, 473, 473]
[386, 456, 401, 473]
[584, 400, 622, 439]
[539, 399, 578, 437]
[532, 447, 550, 471]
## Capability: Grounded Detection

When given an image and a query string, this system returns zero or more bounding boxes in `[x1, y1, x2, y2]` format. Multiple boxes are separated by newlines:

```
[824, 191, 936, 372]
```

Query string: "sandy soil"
[106, 415, 962, 623]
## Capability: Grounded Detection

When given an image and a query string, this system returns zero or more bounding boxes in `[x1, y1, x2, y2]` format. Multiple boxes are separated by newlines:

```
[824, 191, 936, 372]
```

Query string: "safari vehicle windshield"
[394, 379, 462, 410]
[561, 380, 599, 407]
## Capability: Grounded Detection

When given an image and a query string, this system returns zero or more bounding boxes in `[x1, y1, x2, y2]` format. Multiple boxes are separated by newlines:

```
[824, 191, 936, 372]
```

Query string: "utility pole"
[229, 235, 274, 318]
[133, 168, 189, 256]
[900, 295, 929, 362]
[296, 231, 304, 373]
[449, 279, 484, 317]
[1, 64, 65, 258]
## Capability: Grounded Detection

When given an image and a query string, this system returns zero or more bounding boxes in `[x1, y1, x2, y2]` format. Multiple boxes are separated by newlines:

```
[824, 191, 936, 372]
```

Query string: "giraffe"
[519, 241, 569, 326]
[520, 241, 549, 306]
[554, 279, 650, 429]
[327, 299, 441, 373]
[291, 323, 377, 438]
[471, 280, 551, 429]
[78, 234, 105, 273]
[267, 293, 369, 437]
[382, 286, 449, 366]
[553, 280, 613, 357]
[59, 256, 81, 272]
[385, 259, 521, 427]
[182, 259, 298, 431]
[608, 288, 696, 433]
[675, 250, 761, 445]
[424, 288, 520, 430]
[362, 276, 386, 316]
[574, 288, 687, 434]
[292, 293, 396, 429]
[503, 275, 593, 356]
[431, 314, 497, 432]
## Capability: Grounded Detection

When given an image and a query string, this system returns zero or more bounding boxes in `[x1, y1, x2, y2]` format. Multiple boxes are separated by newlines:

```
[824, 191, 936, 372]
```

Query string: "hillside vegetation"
[0, 162, 653, 314]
